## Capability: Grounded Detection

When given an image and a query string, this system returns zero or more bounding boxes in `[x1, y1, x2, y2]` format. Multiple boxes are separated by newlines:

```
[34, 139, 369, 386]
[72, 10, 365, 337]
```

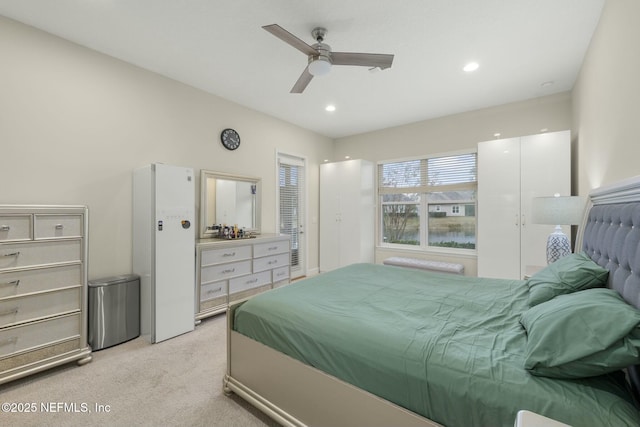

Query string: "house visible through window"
[379, 152, 477, 250]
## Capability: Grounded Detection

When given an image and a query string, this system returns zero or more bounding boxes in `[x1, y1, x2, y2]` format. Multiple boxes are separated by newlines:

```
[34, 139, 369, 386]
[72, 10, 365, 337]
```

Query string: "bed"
[223, 175, 640, 427]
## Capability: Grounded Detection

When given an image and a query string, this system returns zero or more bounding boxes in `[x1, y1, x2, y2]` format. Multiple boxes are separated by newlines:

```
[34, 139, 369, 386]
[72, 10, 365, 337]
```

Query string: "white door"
[477, 137, 522, 279]
[520, 131, 571, 275]
[319, 161, 342, 272]
[277, 153, 306, 279]
[153, 164, 195, 342]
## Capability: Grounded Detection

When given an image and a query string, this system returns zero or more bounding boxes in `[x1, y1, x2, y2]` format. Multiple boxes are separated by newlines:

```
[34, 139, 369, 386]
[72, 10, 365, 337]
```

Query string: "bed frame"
[224, 175, 640, 427]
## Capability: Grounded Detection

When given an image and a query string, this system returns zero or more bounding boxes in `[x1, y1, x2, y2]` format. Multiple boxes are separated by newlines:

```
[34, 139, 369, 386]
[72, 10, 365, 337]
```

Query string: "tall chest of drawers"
[0, 205, 91, 385]
[196, 234, 291, 320]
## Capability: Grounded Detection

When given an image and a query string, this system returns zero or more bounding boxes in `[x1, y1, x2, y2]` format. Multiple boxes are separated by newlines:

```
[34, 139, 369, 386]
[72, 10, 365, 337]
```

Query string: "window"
[379, 152, 477, 250]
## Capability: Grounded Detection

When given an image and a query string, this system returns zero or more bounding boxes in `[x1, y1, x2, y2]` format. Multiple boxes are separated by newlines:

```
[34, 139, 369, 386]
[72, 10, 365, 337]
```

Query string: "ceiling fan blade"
[291, 67, 314, 93]
[263, 24, 319, 56]
[331, 52, 394, 70]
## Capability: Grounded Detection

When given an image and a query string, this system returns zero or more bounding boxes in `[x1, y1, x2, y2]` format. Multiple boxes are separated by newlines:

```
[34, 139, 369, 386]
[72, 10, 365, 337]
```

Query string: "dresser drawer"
[253, 253, 289, 273]
[201, 260, 251, 283]
[0, 287, 81, 328]
[0, 240, 82, 271]
[0, 264, 82, 299]
[201, 245, 251, 266]
[200, 281, 227, 302]
[272, 266, 290, 283]
[34, 215, 83, 239]
[253, 240, 289, 257]
[229, 270, 271, 294]
[0, 313, 81, 358]
[0, 215, 32, 242]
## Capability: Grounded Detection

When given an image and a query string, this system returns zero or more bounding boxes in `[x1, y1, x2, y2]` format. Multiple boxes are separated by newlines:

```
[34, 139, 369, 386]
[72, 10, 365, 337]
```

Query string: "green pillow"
[526, 252, 608, 306]
[520, 288, 640, 379]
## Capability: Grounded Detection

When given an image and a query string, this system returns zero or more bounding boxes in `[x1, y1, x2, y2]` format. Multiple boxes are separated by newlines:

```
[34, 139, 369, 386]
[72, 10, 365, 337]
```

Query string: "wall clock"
[220, 128, 241, 151]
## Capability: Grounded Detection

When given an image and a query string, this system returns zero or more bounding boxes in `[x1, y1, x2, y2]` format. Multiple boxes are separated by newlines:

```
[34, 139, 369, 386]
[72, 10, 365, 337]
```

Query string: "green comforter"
[234, 263, 640, 427]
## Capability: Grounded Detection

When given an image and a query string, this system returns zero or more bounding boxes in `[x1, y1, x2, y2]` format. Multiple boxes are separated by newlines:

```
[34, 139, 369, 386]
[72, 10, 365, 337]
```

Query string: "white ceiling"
[0, 0, 605, 139]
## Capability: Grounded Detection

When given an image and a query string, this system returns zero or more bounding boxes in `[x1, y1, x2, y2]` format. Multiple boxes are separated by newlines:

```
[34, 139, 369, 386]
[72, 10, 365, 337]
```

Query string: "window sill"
[376, 244, 477, 259]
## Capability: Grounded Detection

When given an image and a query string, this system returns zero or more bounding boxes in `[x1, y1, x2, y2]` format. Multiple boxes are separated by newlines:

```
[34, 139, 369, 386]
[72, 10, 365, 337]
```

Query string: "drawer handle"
[268, 246, 278, 251]
[222, 252, 236, 257]
[0, 337, 18, 347]
[246, 278, 258, 284]
[0, 280, 20, 288]
[268, 260, 278, 265]
[222, 268, 235, 274]
[0, 308, 18, 317]
[276, 272, 286, 277]
[2, 252, 20, 258]
[0, 225, 9, 231]
[55, 224, 64, 229]
[207, 287, 222, 294]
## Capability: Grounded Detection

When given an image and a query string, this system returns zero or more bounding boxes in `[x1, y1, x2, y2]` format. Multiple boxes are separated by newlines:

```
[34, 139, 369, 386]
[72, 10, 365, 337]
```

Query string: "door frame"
[275, 150, 308, 279]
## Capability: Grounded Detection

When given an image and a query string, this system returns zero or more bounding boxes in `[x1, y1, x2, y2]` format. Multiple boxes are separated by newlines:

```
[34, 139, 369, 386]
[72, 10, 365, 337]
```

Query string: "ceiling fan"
[262, 24, 394, 93]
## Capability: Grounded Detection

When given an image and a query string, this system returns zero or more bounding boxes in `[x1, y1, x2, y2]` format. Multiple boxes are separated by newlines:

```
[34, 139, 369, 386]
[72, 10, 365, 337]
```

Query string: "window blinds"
[379, 153, 477, 194]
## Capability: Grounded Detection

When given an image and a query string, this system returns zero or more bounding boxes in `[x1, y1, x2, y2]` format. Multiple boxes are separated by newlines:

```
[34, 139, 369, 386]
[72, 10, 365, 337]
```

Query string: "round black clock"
[220, 128, 240, 150]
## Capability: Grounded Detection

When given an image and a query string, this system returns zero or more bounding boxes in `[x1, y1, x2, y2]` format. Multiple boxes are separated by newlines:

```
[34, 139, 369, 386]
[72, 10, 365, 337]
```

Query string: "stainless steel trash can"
[88, 274, 140, 351]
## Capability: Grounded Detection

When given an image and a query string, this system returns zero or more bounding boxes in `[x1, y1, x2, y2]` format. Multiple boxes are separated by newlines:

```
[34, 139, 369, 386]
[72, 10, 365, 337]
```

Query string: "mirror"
[200, 170, 261, 238]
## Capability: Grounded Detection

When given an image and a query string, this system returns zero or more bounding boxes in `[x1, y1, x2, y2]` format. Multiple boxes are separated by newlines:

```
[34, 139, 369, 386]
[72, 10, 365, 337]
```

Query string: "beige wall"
[334, 93, 572, 275]
[333, 93, 571, 163]
[3, 0, 636, 281]
[572, 0, 640, 194]
[0, 16, 332, 279]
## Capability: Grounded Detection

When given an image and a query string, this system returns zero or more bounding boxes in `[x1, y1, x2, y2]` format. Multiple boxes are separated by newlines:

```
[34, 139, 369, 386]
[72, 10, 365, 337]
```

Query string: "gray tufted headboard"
[577, 175, 640, 401]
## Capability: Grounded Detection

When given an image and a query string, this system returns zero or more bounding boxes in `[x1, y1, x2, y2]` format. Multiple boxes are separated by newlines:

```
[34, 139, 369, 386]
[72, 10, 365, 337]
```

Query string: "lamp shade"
[308, 58, 331, 76]
[532, 196, 584, 226]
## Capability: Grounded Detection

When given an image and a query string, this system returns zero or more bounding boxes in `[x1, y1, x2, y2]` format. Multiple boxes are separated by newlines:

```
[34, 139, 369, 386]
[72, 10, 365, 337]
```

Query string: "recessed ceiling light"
[345, 156, 351, 159]
[541, 81, 554, 88]
[463, 62, 479, 72]
[540, 128, 548, 133]
[494, 132, 501, 138]
[325, 105, 336, 112]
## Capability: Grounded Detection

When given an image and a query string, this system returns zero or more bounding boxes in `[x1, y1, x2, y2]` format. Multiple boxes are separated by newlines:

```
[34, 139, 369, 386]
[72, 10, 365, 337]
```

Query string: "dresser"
[0, 205, 91, 385]
[196, 234, 290, 320]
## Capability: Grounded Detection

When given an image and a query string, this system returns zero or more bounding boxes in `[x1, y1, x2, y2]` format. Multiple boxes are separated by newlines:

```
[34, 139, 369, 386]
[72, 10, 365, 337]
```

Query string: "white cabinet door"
[320, 160, 374, 273]
[520, 131, 571, 276]
[320, 162, 342, 272]
[477, 137, 521, 279]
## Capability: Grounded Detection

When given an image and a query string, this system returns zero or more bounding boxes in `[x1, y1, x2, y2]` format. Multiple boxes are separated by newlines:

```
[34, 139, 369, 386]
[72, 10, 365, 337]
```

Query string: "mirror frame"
[199, 170, 262, 239]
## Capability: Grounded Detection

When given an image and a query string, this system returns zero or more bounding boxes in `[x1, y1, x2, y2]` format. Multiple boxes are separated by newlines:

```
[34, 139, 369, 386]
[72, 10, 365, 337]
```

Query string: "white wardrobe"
[133, 164, 195, 343]
[477, 130, 571, 280]
[319, 159, 375, 272]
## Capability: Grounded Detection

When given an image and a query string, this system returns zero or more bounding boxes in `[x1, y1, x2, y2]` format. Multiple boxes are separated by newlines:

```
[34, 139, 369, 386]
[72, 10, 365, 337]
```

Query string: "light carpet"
[0, 314, 279, 427]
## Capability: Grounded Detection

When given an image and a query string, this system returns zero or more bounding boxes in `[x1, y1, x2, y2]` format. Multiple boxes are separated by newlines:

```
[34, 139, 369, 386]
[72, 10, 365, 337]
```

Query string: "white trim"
[275, 150, 309, 279]
[590, 174, 640, 204]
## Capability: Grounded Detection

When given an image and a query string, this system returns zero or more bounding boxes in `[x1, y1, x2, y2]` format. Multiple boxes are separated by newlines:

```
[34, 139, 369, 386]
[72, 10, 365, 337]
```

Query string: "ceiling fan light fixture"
[308, 57, 331, 76]
[463, 62, 479, 72]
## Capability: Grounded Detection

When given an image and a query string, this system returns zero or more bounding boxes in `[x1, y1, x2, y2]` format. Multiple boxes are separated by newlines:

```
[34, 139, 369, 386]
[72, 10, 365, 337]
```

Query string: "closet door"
[519, 131, 571, 277]
[320, 162, 342, 272]
[477, 137, 521, 279]
[320, 160, 374, 273]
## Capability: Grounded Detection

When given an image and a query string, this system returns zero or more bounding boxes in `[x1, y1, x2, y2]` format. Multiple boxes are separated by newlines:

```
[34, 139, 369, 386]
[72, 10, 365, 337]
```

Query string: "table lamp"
[532, 195, 584, 264]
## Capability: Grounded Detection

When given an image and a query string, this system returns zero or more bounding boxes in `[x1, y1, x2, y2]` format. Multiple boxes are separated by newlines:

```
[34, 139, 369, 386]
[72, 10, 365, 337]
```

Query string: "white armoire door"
[477, 130, 570, 280]
[477, 137, 522, 279]
[519, 132, 572, 276]
[320, 159, 374, 272]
